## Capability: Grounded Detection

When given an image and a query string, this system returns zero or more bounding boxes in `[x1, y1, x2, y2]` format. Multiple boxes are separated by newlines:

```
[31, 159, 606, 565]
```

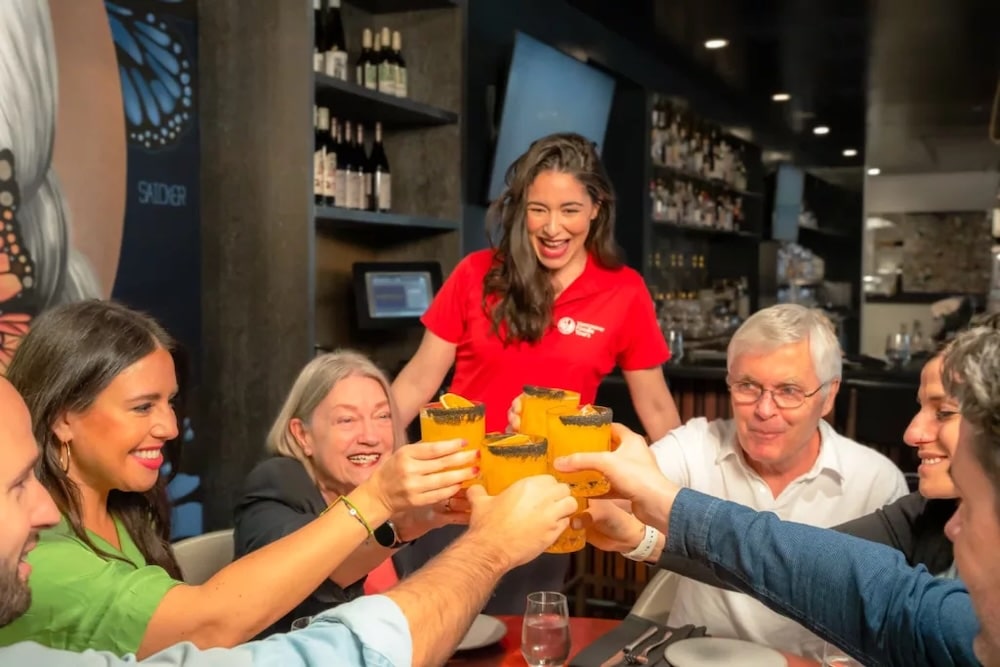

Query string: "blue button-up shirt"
[0, 594, 411, 666]
[667, 488, 980, 667]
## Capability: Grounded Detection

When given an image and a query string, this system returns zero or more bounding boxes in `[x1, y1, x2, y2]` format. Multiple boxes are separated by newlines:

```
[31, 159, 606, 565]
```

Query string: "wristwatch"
[373, 520, 410, 549]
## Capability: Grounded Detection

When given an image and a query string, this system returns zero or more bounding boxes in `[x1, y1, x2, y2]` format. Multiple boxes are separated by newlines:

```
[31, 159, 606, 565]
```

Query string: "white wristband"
[622, 524, 660, 562]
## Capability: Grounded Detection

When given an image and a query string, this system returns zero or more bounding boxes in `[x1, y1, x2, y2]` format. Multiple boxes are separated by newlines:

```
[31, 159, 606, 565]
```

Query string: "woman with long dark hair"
[0, 300, 475, 656]
[391, 132, 681, 612]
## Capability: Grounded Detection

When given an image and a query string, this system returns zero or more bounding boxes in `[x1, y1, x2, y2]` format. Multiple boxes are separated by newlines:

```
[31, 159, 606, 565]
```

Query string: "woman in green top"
[0, 300, 476, 657]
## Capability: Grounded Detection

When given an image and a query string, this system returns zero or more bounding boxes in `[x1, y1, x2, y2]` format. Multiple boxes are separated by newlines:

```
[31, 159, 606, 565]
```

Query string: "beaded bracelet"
[320, 495, 374, 536]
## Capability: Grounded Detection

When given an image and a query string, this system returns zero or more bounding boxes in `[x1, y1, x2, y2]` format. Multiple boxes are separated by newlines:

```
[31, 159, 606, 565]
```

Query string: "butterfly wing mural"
[0, 149, 37, 373]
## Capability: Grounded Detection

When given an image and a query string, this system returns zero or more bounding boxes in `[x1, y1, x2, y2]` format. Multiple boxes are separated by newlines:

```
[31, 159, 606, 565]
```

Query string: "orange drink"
[420, 393, 485, 487]
[546, 405, 612, 496]
[519, 385, 580, 438]
[480, 433, 548, 495]
[546, 497, 587, 554]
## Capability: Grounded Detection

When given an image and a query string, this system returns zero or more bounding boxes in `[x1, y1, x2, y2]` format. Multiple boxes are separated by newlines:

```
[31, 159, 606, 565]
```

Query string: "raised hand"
[465, 475, 576, 568]
[364, 439, 478, 517]
[506, 393, 524, 433]
[576, 499, 647, 553]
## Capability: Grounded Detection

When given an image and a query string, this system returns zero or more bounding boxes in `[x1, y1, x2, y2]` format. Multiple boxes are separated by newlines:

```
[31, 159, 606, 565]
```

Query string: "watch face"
[374, 521, 396, 548]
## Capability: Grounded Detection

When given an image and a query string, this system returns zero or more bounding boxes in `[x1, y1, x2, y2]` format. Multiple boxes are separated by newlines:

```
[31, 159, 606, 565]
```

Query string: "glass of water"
[885, 332, 911, 368]
[522, 591, 570, 666]
[822, 641, 865, 666]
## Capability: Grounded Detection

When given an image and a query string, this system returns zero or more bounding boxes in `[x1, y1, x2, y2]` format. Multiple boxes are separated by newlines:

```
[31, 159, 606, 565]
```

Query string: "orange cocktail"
[546, 496, 588, 554]
[420, 393, 485, 487]
[480, 433, 548, 495]
[546, 405, 612, 496]
[519, 386, 580, 439]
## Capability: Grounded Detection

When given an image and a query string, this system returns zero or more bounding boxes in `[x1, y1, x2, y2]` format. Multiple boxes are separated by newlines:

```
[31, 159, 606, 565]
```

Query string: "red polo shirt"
[422, 250, 669, 431]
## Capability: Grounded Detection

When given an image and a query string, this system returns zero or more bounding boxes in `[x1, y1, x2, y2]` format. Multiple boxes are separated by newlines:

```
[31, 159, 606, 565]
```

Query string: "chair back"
[173, 529, 235, 585]
[629, 569, 680, 625]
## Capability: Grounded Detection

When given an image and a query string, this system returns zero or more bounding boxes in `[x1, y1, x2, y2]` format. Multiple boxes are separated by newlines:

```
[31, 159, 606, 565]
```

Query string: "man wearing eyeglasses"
[590, 304, 908, 661]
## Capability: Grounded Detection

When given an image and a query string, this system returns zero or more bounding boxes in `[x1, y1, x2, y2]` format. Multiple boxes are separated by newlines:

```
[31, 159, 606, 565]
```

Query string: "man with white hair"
[587, 304, 908, 660]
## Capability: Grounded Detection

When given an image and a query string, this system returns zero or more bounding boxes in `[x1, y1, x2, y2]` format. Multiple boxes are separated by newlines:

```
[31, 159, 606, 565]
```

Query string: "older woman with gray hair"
[234, 350, 470, 638]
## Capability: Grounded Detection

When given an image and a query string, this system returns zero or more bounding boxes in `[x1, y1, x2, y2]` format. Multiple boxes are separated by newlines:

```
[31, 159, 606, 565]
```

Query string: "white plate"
[665, 637, 786, 667]
[456, 614, 507, 651]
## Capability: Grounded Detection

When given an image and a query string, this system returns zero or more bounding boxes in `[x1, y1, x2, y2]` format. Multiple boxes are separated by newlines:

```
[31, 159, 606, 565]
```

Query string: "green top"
[0, 516, 181, 655]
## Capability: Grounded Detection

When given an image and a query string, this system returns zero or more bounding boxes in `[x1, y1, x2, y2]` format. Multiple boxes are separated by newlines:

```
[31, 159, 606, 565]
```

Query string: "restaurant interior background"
[5, 0, 998, 617]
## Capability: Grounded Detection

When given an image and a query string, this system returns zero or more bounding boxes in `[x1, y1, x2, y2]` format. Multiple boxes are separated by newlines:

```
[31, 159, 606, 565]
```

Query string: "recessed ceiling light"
[772, 93, 791, 102]
[867, 167, 881, 176]
[843, 148, 858, 157]
[704, 38, 728, 49]
[813, 126, 830, 135]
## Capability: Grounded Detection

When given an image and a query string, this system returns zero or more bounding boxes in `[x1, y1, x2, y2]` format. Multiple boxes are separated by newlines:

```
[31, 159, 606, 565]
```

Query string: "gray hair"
[728, 304, 843, 386]
[0, 0, 101, 307]
[942, 326, 1000, 514]
[267, 350, 407, 479]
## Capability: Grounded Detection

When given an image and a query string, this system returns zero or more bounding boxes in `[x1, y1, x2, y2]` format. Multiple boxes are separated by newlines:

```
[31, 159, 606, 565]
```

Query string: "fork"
[624, 627, 673, 665]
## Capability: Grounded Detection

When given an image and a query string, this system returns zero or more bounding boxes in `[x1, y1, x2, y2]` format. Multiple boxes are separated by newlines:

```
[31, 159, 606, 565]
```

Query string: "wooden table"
[446, 615, 618, 666]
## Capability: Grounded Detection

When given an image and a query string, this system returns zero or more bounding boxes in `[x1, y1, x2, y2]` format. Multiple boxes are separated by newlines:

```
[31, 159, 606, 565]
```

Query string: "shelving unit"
[314, 73, 458, 127]
[651, 221, 760, 240]
[344, 0, 456, 13]
[315, 206, 460, 232]
[651, 163, 764, 199]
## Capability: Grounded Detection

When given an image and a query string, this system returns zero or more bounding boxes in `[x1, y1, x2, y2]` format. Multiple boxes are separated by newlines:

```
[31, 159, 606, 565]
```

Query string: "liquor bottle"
[324, 0, 348, 80]
[356, 123, 372, 211]
[377, 27, 396, 96]
[314, 106, 327, 205]
[341, 120, 358, 209]
[334, 120, 348, 208]
[392, 30, 407, 98]
[357, 28, 375, 88]
[369, 122, 391, 212]
[313, 0, 326, 73]
[324, 115, 338, 206]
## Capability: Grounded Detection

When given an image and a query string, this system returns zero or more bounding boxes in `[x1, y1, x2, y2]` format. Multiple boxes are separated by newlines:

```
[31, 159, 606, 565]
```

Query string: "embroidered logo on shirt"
[557, 316, 605, 339]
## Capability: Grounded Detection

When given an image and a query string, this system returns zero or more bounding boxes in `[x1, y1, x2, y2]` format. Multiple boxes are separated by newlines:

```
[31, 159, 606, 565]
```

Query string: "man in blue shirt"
[557, 325, 1000, 667]
[0, 376, 578, 666]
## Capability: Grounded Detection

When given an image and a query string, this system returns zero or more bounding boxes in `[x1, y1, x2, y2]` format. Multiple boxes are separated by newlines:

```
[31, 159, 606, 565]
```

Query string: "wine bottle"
[314, 106, 327, 205]
[313, 0, 326, 73]
[324, 115, 338, 206]
[324, 0, 348, 80]
[392, 30, 407, 98]
[370, 121, 391, 212]
[357, 28, 375, 88]
[357, 123, 373, 211]
[334, 120, 348, 208]
[378, 27, 396, 96]
[344, 121, 363, 210]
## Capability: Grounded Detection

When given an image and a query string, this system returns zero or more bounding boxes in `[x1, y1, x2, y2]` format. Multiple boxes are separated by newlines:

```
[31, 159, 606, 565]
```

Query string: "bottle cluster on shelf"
[650, 96, 750, 192]
[646, 248, 708, 303]
[312, 0, 409, 98]
[314, 106, 391, 212]
[650, 178, 745, 231]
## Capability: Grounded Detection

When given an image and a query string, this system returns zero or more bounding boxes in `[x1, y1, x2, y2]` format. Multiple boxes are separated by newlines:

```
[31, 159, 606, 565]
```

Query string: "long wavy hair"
[485, 132, 622, 343]
[5, 300, 181, 578]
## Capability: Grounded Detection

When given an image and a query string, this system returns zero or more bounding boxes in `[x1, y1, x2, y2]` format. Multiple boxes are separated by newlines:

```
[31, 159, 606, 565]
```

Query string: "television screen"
[486, 32, 616, 202]
[352, 262, 443, 330]
[772, 164, 805, 242]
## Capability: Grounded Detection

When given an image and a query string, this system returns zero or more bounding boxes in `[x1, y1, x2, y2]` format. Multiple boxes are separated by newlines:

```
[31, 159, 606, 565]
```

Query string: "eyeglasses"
[727, 380, 827, 409]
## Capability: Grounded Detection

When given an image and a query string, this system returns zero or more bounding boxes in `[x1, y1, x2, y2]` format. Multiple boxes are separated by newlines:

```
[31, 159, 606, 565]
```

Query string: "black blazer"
[233, 457, 365, 638]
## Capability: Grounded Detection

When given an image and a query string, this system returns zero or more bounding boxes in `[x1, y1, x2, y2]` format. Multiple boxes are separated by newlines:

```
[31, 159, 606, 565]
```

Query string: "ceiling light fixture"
[772, 93, 791, 102]
[867, 167, 881, 176]
[813, 126, 830, 135]
[704, 38, 728, 49]
[842, 148, 858, 157]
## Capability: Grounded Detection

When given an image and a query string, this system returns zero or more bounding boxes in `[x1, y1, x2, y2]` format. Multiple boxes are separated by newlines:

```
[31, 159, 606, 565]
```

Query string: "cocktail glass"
[546, 405, 612, 496]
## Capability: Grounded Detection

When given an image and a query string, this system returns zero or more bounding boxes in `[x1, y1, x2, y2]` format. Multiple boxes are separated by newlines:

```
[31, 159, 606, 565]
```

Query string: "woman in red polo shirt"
[391, 132, 680, 613]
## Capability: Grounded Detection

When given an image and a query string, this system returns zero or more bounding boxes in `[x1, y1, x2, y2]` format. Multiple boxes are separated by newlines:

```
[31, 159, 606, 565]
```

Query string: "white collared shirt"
[650, 417, 909, 659]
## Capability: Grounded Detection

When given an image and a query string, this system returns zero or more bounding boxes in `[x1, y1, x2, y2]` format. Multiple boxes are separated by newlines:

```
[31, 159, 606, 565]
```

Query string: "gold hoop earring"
[59, 442, 71, 473]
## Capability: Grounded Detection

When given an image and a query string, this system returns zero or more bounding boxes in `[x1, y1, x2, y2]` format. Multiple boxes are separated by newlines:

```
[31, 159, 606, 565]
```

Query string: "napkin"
[569, 613, 707, 667]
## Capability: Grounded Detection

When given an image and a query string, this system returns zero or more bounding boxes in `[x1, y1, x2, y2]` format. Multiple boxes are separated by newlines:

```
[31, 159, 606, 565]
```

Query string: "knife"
[598, 624, 659, 667]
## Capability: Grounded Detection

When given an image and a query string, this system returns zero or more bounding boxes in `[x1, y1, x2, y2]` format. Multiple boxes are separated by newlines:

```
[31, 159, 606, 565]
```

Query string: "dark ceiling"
[566, 0, 1000, 180]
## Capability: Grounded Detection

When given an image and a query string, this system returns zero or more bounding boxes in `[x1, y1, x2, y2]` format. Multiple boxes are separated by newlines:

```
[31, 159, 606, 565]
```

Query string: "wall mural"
[0, 0, 203, 539]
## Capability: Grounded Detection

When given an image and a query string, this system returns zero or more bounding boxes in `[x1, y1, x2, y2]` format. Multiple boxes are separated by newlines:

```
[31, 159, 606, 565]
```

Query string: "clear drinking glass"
[885, 332, 911, 367]
[822, 642, 865, 666]
[521, 591, 570, 667]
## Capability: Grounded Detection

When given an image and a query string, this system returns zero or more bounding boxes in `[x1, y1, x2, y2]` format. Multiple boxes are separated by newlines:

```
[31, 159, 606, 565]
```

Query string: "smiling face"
[291, 374, 395, 497]
[945, 421, 1000, 665]
[51, 347, 179, 496]
[0, 379, 59, 627]
[524, 170, 599, 286]
[729, 339, 838, 473]
[903, 356, 960, 499]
